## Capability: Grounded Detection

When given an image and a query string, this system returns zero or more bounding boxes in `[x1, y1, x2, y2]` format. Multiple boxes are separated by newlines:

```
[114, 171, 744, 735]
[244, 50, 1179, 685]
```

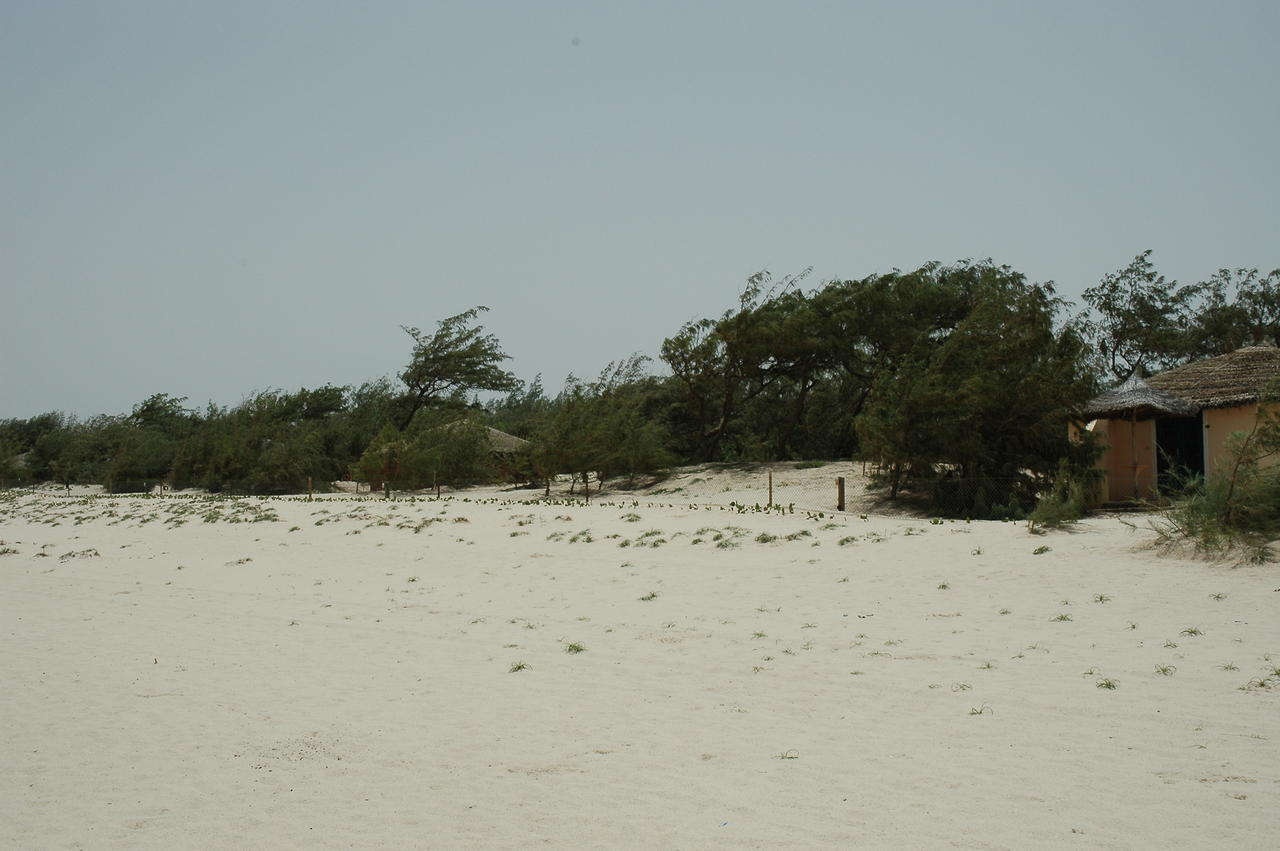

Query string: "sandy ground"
[2, 475, 1279, 849]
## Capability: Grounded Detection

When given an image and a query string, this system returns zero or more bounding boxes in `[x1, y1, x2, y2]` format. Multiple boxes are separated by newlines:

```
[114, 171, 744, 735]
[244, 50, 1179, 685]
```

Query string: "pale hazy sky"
[3, 0, 1277, 419]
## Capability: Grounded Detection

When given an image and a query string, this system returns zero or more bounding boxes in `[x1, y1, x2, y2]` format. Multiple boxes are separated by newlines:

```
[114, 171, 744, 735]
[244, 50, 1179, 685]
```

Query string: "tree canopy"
[395, 307, 519, 430]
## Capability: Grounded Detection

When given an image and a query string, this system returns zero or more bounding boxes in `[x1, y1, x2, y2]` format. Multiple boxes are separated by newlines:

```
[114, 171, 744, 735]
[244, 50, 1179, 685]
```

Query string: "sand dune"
[3, 479, 1278, 848]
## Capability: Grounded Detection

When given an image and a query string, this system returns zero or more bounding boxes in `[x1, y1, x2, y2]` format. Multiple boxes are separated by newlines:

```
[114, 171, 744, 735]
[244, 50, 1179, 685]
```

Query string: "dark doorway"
[1156, 415, 1204, 494]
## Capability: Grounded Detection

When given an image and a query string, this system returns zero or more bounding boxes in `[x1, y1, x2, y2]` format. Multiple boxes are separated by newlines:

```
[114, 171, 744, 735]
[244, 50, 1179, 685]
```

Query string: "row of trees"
[3, 253, 1276, 515]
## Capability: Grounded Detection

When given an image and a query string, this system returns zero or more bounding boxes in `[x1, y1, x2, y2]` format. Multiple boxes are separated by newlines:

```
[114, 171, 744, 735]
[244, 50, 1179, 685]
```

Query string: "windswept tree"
[395, 307, 519, 430]
[533, 356, 675, 492]
[102, 394, 196, 492]
[1083, 250, 1202, 380]
[849, 261, 1098, 513]
[660, 269, 813, 460]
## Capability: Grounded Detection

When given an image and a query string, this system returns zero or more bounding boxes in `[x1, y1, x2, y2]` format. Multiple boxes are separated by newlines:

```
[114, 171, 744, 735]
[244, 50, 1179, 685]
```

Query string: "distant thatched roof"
[1147, 345, 1280, 409]
[1082, 374, 1199, 421]
[483, 426, 530, 454]
[436, 420, 530, 453]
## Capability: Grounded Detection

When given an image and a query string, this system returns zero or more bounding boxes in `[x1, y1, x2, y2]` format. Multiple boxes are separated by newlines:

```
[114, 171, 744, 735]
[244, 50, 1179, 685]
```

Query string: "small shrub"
[1027, 462, 1092, 531]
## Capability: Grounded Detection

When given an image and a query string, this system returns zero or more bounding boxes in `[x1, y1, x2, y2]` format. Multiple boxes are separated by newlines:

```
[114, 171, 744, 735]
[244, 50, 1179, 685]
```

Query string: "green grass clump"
[564, 642, 586, 654]
[1027, 464, 1091, 531]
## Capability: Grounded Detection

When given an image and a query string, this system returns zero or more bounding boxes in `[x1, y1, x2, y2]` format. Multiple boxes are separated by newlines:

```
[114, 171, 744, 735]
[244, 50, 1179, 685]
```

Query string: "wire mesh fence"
[651, 464, 1042, 519]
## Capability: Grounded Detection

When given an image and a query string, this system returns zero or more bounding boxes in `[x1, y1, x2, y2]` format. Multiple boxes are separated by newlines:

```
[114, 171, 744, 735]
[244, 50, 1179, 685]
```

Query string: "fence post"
[383, 481, 390, 500]
[307, 477, 313, 501]
[837, 477, 846, 512]
[768, 470, 773, 507]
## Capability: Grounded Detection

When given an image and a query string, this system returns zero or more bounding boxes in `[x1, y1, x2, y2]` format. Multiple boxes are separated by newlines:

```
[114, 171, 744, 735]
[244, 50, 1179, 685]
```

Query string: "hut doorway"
[1155, 415, 1204, 494]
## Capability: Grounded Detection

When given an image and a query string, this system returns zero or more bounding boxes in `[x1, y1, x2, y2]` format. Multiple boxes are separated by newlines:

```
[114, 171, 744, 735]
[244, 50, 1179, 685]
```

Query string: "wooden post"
[384, 481, 390, 500]
[768, 470, 773, 507]
[837, 477, 846, 512]
[307, 477, 313, 501]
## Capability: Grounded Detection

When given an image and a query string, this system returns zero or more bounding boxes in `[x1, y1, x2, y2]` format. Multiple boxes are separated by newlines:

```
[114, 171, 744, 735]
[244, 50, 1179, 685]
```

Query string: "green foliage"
[532, 355, 676, 489]
[396, 307, 519, 430]
[1083, 250, 1202, 380]
[0, 411, 68, 485]
[171, 388, 356, 494]
[101, 394, 196, 492]
[852, 261, 1098, 515]
[661, 269, 826, 461]
[353, 415, 498, 490]
[407, 416, 496, 488]
[485, 375, 552, 440]
[1188, 267, 1280, 357]
[32, 417, 111, 486]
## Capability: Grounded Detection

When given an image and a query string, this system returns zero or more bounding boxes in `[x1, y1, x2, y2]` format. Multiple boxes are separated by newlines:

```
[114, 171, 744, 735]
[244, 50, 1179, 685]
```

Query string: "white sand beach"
[3, 470, 1279, 849]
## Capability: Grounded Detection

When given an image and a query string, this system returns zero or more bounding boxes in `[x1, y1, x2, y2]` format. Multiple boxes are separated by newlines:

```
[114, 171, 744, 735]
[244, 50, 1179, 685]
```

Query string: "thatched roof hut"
[1081, 375, 1199, 421]
[1145, 345, 1280, 409]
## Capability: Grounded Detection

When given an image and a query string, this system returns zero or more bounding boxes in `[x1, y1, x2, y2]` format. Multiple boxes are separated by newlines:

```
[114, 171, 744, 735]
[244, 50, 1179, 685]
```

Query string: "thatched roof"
[1082, 374, 1199, 421]
[483, 426, 530, 454]
[435, 420, 530, 453]
[1147, 345, 1280, 409]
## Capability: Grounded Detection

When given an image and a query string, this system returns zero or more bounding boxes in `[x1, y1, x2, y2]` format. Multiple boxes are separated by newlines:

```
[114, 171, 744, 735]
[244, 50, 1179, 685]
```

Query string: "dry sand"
[3, 470, 1279, 849]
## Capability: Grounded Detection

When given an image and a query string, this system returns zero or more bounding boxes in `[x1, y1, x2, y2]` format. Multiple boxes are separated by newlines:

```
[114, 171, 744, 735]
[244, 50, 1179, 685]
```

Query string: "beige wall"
[1203, 403, 1278, 479]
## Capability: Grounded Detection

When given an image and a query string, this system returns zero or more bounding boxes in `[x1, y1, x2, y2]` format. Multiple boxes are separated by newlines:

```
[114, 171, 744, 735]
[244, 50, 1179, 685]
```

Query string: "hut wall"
[1093, 417, 1157, 502]
[1203, 403, 1278, 479]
